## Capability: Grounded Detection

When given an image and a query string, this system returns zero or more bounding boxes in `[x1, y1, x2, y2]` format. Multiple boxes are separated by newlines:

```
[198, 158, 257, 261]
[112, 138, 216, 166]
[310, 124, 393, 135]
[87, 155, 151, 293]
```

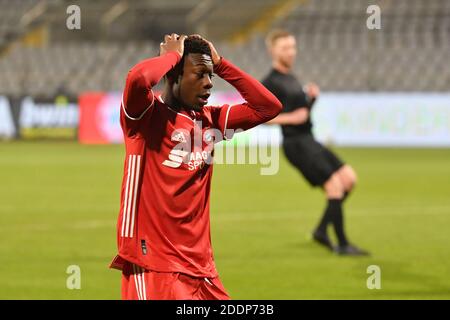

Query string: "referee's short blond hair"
[265, 29, 294, 48]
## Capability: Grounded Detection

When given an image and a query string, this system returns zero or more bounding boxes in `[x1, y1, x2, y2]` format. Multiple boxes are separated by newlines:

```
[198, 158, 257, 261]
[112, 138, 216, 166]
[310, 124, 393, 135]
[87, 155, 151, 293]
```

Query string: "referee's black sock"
[316, 200, 334, 235]
[328, 198, 349, 246]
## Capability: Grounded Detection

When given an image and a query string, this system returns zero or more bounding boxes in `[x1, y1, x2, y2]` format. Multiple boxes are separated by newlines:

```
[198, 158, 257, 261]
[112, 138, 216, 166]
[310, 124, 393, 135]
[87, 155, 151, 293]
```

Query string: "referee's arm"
[266, 107, 309, 125]
[265, 82, 319, 125]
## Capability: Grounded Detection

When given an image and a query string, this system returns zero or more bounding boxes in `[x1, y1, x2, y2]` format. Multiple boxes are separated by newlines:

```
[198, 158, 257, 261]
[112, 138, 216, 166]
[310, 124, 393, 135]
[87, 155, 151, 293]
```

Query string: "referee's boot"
[334, 243, 370, 256]
[312, 230, 334, 250]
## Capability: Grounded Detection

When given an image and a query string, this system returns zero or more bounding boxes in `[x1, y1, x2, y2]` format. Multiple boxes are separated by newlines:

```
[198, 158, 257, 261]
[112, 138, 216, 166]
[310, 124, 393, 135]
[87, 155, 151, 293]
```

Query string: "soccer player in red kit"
[109, 34, 282, 300]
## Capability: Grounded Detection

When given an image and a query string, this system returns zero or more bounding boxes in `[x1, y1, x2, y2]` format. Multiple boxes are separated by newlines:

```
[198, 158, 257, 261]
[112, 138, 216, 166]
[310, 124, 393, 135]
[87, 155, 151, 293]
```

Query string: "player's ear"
[166, 69, 174, 82]
[177, 68, 185, 83]
[173, 63, 184, 84]
[166, 67, 182, 84]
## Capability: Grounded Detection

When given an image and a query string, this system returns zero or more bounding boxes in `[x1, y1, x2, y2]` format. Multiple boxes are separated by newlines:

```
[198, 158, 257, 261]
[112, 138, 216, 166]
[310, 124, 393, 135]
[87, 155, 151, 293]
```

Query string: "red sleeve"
[122, 51, 181, 120]
[211, 58, 282, 138]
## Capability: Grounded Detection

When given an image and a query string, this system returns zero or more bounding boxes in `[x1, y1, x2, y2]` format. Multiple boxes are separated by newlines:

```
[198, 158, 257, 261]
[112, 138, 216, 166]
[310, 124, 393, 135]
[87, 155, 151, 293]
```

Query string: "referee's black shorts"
[282, 134, 344, 187]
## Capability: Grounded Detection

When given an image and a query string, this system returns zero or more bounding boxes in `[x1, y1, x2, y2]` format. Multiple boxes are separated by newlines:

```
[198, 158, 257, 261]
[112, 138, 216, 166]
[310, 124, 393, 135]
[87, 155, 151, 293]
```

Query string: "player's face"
[173, 53, 214, 112]
[272, 35, 297, 69]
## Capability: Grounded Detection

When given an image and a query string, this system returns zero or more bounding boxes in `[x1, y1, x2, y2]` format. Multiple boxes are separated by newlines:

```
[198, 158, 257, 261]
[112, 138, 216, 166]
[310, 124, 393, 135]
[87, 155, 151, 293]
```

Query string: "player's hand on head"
[305, 83, 320, 98]
[208, 41, 221, 67]
[160, 33, 187, 57]
[190, 34, 221, 67]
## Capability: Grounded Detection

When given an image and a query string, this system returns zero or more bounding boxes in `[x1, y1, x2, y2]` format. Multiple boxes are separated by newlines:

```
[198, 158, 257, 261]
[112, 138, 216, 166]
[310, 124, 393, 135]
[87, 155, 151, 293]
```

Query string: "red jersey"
[110, 51, 281, 278]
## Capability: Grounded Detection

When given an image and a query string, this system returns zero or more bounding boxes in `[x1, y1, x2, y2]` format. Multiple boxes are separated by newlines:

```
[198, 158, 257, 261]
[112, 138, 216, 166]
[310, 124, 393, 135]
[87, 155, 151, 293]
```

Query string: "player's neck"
[161, 86, 200, 115]
[161, 89, 183, 112]
[272, 61, 291, 74]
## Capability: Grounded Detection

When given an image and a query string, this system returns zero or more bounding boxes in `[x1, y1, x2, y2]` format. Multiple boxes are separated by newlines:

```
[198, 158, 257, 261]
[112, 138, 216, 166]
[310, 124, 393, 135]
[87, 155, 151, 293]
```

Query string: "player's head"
[265, 29, 297, 70]
[167, 35, 213, 112]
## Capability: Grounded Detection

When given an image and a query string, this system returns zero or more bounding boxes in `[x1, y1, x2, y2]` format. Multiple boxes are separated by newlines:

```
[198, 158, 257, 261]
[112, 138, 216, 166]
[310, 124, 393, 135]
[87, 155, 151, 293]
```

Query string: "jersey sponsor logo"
[162, 148, 213, 171]
[187, 151, 212, 171]
[162, 149, 189, 168]
[163, 128, 214, 170]
[162, 145, 213, 171]
[121, 154, 141, 238]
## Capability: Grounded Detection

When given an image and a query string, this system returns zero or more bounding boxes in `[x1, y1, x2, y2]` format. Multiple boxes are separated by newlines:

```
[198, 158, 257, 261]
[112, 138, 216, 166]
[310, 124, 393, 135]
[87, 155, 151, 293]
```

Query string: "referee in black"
[262, 29, 369, 255]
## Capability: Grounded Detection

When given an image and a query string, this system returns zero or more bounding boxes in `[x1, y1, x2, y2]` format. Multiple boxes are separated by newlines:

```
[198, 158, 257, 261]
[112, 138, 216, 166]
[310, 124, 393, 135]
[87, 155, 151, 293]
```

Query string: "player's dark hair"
[167, 35, 212, 82]
[183, 35, 212, 59]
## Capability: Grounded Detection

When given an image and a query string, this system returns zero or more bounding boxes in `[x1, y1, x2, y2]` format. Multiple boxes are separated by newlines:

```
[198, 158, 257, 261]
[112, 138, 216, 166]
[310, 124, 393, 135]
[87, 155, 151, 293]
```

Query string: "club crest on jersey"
[204, 132, 213, 143]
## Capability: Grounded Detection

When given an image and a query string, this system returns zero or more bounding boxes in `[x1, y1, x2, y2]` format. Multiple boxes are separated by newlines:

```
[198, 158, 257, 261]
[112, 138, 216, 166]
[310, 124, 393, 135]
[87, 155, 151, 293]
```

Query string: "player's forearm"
[214, 58, 282, 121]
[128, 52, 181, 88]
[123, 52, 181, 114]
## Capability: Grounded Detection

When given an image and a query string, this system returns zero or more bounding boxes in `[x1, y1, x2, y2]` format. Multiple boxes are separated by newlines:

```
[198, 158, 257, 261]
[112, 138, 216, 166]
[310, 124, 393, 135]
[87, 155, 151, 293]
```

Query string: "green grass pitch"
[0, 141, 449, 299]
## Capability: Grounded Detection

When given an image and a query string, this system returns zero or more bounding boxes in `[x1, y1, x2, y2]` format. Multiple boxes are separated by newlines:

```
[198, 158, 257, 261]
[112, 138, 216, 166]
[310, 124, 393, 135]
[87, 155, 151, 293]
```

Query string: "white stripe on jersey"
[121, 155, 133, 237]
[121, 155, 141, 238]
[124, 155, 136, 237]
[134, 265, 146, 301]
[132, 264, 142, 300]
[139, 267, 147, 300]
[129, 155, 141, 238]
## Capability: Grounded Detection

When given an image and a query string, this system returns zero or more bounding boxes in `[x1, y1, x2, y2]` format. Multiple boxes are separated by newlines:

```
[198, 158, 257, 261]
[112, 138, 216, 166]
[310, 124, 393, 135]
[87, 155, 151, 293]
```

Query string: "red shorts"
[121, 262, 230, 300]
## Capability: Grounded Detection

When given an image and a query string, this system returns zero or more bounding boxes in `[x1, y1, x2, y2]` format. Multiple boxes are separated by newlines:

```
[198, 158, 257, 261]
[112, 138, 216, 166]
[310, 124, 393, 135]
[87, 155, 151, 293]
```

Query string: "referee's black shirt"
[262, 68, 313, 137]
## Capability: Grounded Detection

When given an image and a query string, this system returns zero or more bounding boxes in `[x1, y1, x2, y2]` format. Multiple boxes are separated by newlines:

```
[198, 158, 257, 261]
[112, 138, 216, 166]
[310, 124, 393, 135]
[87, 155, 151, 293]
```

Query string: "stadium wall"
[1, 93, 449, 147]
[0, 95, 78, 140]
